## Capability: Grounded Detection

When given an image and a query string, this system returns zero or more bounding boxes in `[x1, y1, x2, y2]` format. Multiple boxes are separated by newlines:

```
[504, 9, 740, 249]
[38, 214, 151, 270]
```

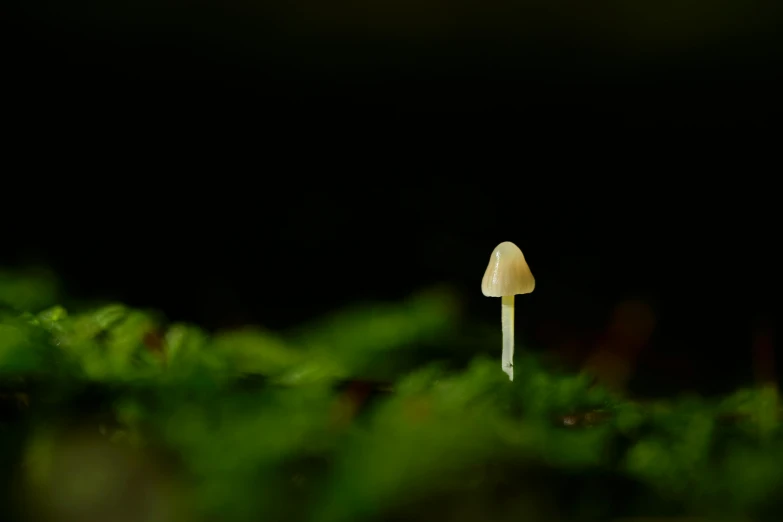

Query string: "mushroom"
[481, 241, 535, 381]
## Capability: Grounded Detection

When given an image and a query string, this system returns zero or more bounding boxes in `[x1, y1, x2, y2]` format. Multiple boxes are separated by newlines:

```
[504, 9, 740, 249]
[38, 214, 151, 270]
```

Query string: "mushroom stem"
[501, 295, 515, 381]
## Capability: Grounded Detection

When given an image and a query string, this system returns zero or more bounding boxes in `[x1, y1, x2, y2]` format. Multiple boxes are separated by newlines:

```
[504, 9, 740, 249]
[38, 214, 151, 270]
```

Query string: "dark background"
[6, 1, 783, 120]
[4, 1, 781, 397]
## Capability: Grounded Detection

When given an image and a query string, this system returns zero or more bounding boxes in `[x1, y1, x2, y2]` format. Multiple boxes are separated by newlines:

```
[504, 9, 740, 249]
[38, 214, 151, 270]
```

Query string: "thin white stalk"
[501, 295, 515, 381]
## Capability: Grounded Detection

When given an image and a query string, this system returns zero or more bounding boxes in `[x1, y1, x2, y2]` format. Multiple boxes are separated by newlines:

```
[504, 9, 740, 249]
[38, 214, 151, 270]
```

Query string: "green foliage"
[0, 267, 60, 312]
[1, 272, 781, 522]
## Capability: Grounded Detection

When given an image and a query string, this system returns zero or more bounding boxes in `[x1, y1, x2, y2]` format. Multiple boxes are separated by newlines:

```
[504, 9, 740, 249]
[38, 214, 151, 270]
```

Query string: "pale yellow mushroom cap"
[481, 241, 535, 297]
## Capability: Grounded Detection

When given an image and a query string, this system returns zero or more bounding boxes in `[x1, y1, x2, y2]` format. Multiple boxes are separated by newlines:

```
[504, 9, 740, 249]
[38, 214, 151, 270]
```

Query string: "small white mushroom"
[481, 241, 535, 381]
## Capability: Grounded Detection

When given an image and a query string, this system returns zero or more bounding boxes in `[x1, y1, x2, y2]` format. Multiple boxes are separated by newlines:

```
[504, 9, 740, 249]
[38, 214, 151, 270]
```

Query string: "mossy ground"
[1, 270, 780, 522]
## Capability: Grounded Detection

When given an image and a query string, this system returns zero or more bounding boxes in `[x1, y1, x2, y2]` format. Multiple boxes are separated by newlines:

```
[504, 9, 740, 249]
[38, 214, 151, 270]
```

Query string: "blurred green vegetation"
[0, 270, 781, 522]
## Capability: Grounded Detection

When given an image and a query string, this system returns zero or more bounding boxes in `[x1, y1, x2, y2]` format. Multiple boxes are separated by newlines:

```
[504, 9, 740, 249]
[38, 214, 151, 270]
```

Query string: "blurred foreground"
[1, 269, 781, 522]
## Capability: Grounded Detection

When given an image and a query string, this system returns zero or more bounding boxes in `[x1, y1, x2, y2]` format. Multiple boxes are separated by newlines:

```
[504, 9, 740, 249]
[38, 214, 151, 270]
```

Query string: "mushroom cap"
[481, 241, 535, 297]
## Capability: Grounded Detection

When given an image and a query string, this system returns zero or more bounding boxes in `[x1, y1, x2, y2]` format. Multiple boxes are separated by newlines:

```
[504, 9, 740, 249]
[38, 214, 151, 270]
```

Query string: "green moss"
[0, 271, 780, 522]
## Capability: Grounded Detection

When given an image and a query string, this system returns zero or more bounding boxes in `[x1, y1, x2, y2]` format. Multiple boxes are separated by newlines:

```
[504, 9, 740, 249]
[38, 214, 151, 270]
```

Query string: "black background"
[4, 0, 781, 396]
